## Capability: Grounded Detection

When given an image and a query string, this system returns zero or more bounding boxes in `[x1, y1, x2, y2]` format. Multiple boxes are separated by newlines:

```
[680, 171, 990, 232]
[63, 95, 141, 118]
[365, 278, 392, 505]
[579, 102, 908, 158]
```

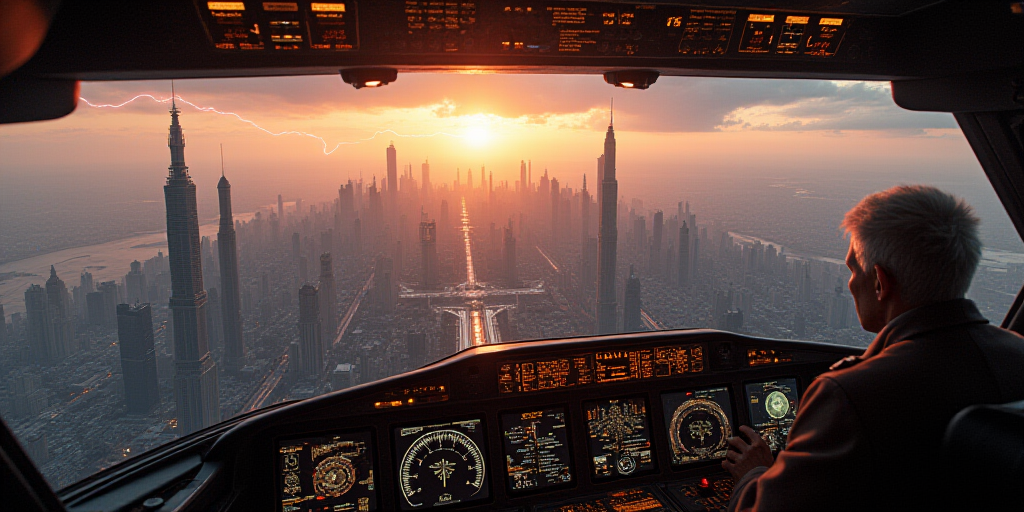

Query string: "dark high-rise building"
[373, 255, 396, 314]
[520, 160, 527, 198]
[551, 177, 560, 241]
[678, 222, 690, 287]
[45, 266, 73, 359]
[116, 303, 160, 414]
[420, 217, 438, 288]
[86, 292, 106, 327]
[386, 142, 398, 209]
[623, 265, 642, 333]
[503, 220, 518, 287]
[163, 97, 220, 435]
[581, 175, 591, 244]
[319, 253, 338, 341]
[25, 284, 56, 363]
[126, 260, 147, 304]
[0, 303, 7, 347]
[597, 105, 619, 334]
[278, 194, 285, 225]
[91, 281, 119, 327]
[217, 169, 246, 372]
[298, 284, 324, 379]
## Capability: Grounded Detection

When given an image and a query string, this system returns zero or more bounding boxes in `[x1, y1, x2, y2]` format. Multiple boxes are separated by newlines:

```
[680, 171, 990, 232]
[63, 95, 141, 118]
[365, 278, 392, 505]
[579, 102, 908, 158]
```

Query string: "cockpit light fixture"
[340, 67, 398, 89]
[604, 70, 660, 90]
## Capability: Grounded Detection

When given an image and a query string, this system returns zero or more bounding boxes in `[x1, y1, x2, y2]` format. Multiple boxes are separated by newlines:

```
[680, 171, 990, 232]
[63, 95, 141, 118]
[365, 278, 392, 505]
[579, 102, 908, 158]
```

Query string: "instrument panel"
[210, 330, 857, 511]
[194, 1, 872, 63]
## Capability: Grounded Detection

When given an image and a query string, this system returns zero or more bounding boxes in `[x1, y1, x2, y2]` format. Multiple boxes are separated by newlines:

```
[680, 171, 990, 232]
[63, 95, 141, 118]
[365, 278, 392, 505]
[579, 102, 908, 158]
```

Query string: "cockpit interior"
[1, 1, 1022, 511]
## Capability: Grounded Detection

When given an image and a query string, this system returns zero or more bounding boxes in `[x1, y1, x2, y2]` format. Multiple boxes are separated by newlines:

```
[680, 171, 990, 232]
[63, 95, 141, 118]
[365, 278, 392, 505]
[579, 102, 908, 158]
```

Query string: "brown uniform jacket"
[728, 298, 1024, 512]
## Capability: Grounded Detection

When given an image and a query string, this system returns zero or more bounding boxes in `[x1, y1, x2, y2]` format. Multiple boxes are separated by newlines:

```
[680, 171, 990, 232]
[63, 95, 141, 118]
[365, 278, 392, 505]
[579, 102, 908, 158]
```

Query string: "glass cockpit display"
[662, 387, 735, 465]
[745, 378, 800, 451]
[500, 408, 573, 492]
[583, 397, 655, 479]
[393, 419, 489, 509]
[277, 430, 377, 512]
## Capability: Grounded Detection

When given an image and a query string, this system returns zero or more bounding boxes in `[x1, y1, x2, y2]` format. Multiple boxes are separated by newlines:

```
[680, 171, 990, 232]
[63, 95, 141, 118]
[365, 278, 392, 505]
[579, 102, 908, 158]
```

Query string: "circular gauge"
[283, 472, 301, 495]
[616, 455, 637, 475]
[399, 429, 486, 508]
[669, 398, 732, 461]
[765, 391, 790, 419]
[313, 455, 356, 497]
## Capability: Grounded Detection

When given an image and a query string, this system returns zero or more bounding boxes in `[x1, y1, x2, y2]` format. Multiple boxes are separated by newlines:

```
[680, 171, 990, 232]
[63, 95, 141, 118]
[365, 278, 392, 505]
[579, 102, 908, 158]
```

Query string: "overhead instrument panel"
[498, 344, 704, 394]
[277, 430, 377, 512]
[393, 419, 489, 509]
[745, 378, 800, 452]
[194, 2, 857, 60]
[583, 397, 655, 479]
[197, 1, 358, 51]
[500, 408, 574, 493]
[662, 387, 735, 465]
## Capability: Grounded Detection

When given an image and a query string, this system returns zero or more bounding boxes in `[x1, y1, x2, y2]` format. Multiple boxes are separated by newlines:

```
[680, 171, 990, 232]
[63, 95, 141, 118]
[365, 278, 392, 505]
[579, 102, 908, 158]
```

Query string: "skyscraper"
[45, 266, 73, 359]
[126, 260, 147, 304]
[25, 284, 56, 363]
[420, 216, 438, 288]
[520, 160, 527, 199]
[116, 303, 160, 414]
[218, 164, 246, 372]
[319, 253, 338, 341]
[421, 160, 431, 200]
[503, 219, 518, 287]
[581, 174, 591, 244]
[298, 284, 324, 379]
[278, 194, 285, 225]
[386, 142, 398, 209]
[623, 265, 642, 332]
[597, 103, 619, 334]
[678, 222, 690, 287]
[163, 95, 220, 435]
[373, 255, 396, 314]
[550, 177, 560, 241]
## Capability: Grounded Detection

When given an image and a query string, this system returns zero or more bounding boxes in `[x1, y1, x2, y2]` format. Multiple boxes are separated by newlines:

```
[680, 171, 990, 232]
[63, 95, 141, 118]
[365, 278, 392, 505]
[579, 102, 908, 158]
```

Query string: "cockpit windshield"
[0, 74, 1020, 489]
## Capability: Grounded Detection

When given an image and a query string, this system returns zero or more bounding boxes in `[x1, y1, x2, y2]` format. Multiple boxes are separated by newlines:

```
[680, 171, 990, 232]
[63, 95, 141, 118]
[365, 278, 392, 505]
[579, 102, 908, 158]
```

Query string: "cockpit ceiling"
[13, 0, 1023, 82]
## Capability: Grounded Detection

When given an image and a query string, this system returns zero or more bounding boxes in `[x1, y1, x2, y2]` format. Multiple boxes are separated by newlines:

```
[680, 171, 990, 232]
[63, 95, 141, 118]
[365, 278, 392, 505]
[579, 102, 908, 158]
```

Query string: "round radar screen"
[669, 398, 732, 461]
[765, 390, 790, 419]
[399, 429, 486, 507]
[313, 455, 356, 497]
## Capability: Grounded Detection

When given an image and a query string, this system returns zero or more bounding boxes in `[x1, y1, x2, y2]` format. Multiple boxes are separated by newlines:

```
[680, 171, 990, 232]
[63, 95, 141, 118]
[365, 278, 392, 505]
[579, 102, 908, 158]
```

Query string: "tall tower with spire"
[597, 100, 619, 334]
[217, 146, 245, 373]
[164, 92, 221, 435]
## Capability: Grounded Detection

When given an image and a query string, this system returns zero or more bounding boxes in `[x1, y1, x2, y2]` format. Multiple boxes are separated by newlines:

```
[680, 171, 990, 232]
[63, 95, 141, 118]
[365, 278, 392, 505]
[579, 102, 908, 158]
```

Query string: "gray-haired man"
[725, 185, 1024, 512]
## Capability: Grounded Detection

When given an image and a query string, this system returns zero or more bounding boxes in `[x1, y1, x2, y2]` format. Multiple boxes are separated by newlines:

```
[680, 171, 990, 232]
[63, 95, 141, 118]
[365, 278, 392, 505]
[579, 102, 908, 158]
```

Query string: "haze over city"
[1, 74, 1021, 488]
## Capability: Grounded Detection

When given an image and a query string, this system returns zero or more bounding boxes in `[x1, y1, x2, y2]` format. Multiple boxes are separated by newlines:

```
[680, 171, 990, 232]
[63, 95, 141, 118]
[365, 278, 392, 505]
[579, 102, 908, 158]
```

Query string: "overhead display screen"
[745, 378, 800, 451]
[583, 397, 655, 479]
[277, 430, 377, 512]
[500, 408, 573, 492]
[662, 387, 735, 465]
[393, 419, 489, 509]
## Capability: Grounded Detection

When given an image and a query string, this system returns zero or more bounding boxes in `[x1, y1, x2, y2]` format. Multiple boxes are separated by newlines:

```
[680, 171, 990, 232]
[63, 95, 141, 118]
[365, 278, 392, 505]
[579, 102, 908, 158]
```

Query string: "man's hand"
[722, 425, 774, 480]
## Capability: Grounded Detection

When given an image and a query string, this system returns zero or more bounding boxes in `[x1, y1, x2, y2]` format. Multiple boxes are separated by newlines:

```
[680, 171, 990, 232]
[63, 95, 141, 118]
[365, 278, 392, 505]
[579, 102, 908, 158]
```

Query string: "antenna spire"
[171, 80, 176, 108]
[610, 98, 614, 127]
[220, 143, 225, 177]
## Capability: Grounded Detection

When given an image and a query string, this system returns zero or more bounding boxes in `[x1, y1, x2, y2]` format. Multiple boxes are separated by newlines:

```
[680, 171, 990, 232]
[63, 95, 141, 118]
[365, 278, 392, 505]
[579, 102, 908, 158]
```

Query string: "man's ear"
[874, 264, 896, 301]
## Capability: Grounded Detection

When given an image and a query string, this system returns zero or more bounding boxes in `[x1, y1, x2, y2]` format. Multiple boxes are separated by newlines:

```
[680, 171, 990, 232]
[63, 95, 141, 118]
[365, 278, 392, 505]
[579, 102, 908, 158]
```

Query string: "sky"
[0, 73, 978, 214]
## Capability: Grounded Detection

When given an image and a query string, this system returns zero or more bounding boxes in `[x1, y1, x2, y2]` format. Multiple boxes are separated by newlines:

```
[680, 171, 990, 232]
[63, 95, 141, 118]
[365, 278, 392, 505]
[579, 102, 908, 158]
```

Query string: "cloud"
[77, 74, 955, 135]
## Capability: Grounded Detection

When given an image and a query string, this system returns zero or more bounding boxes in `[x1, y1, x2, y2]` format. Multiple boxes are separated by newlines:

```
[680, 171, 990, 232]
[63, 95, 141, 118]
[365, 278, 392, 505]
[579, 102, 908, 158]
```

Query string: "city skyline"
[1, 76, 1022, 491]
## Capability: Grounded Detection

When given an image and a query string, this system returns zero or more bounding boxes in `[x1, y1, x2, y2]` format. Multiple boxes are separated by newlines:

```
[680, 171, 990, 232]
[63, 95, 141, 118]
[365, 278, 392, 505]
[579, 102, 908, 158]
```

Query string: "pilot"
[723, 185, 1024, 511]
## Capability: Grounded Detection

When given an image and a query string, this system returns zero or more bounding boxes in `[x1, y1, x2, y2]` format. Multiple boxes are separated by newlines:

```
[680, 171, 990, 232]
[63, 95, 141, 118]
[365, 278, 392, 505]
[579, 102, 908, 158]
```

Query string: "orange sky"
[0, 74, 979, 211]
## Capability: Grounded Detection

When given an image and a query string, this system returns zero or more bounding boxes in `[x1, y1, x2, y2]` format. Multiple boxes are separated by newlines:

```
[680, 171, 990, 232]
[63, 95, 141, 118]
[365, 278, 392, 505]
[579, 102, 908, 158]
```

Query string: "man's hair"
[842, 185, 981, 305]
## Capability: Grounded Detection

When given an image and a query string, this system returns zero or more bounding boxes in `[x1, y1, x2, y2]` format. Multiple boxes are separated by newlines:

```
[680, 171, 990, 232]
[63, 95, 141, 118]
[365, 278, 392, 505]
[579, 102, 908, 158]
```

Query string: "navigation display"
[277, 430, 376, 512]
[745, 378, 800, 451]
[583, 397, 655, 479]
[393, 419, 489, 509]
[662, 387, 735, 465]
[501, 408, 573, 492]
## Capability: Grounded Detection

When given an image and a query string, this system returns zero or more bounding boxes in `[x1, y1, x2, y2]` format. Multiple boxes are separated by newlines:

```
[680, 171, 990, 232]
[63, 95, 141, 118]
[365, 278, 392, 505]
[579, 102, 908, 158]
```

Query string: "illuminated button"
[699, 477, 710, 488]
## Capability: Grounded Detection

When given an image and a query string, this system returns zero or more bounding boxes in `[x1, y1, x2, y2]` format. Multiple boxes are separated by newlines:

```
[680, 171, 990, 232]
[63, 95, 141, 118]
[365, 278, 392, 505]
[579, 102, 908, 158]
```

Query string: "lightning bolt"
[79, 94, 465, 155]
